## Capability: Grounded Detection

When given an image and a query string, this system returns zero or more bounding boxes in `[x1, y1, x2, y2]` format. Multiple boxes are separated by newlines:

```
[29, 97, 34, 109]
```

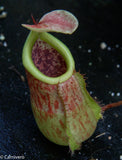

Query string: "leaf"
[22, 10, 78, 34]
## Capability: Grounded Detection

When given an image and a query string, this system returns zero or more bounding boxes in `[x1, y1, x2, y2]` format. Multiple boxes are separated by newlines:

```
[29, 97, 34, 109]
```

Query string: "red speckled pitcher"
[22, 31, 101, 152]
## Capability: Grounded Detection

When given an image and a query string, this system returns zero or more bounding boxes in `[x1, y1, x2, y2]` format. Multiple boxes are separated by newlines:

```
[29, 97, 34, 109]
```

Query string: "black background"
[0, 0, 122, 160]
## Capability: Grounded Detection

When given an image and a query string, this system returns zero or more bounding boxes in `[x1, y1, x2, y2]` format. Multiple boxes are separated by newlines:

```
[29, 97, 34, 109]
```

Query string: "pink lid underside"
[22, 10, 78, 34]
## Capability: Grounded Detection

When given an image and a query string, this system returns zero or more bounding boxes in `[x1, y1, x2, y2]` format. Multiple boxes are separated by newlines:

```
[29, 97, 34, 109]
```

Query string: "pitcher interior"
[32, 39, 67, 77]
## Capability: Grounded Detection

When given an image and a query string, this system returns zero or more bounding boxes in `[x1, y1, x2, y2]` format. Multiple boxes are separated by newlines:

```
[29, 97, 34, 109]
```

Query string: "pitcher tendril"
[102, 101, 122, 112]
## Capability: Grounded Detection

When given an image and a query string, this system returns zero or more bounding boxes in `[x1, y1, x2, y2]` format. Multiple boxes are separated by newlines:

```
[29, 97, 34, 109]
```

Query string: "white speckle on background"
[115, 44, 119, 48]
[7, 48, 11, 53]
[8, 58, 11, 62]
[78, 151, 81, 155]
[116, 92, 120, 96]
[3, 41, 7, 47]
[108, 136, 112, 140]
[78, 45, 82, 49]
[0, 11, 7, 18]
[90, 91, 93, 95]
[0, 34, 5, 41]
[105, 74, 109, 78]
[88, 62, 92, 66]
[32, 137, 36, 141]
[24, 152, 26, 155]
[114, 113, 119, 118]
[100, 42, 107, 50]
[88, 49, 91, 53]
[107, 46, 111, 51]
[108, 124, 111, 128]
[91, 138, 94, 142]
[1, 11, 7, 16]
[111, 92, 115, 97]
[120, 155, 122, 160]
[25, 91, 28, 95]
[0, 6, 4, 11]
[116, 64, 120, 68]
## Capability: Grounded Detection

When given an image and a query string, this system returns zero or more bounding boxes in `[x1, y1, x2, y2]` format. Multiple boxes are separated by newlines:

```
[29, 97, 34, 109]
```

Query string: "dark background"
[0, 0, 122, 160]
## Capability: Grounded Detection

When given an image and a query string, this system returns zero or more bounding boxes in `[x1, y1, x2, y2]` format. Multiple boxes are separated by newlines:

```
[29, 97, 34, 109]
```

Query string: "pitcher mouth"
[22, 31, 75, 84]
[32, 38, 67, 78]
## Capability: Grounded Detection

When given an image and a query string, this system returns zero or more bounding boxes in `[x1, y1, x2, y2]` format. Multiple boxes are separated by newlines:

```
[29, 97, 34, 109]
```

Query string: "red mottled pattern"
[26, 71, 65, 114]
[32, 39, 67, 77]
[26, 68, 99, 150]
[26, 38, 98, 148]
[26, 71, 68, 145]
[26, 70, 97, 146]
[58, 75, 97, 144]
